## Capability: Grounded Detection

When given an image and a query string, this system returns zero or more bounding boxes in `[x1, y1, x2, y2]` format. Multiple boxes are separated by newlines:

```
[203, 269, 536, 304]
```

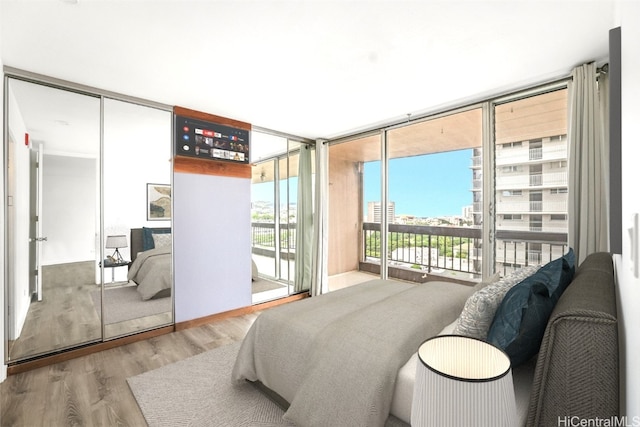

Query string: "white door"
[29, 144, 45, 301]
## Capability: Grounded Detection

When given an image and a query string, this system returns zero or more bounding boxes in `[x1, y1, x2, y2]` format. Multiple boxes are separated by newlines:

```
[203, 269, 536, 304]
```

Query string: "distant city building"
[367, 201, 396, 223]
[462, 205, 473, 221]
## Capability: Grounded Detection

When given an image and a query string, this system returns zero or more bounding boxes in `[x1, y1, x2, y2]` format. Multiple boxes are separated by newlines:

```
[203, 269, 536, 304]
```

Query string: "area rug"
[91, 285, 171, 325]
[127, 342, 294, 427]
[127, 342, 410, 427]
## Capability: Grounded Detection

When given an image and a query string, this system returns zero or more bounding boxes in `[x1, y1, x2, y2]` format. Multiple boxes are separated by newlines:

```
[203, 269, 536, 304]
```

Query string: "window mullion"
[482, 102, 496, 279]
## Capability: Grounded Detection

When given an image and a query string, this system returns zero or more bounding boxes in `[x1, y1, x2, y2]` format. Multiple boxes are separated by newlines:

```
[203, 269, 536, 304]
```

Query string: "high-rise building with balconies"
[471, 136, 569, 273]
[494, 135, 568, 234]
[469, 89, 570, 275]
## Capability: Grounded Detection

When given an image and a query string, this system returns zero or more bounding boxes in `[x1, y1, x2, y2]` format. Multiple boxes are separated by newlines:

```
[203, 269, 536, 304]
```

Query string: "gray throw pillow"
[452, 265, 541, 340]
[151, 232, 172, 249]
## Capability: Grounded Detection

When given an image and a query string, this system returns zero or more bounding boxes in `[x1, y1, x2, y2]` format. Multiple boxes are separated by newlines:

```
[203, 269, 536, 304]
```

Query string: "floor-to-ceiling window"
[385, 107, 483, 284]
[325, 83, 569, 289]
[493, 87, 569, 275]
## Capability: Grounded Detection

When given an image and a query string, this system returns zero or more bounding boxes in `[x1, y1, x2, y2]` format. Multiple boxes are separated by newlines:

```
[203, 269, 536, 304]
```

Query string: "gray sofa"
[526, 252, 619, 426]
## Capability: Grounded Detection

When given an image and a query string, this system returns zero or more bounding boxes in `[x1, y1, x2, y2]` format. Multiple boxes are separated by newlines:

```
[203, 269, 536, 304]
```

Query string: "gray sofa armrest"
[526, 252, 618, 427]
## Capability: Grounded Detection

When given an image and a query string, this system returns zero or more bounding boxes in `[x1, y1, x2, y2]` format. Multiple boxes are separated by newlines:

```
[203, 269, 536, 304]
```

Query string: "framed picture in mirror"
[147, 183, 171, 220]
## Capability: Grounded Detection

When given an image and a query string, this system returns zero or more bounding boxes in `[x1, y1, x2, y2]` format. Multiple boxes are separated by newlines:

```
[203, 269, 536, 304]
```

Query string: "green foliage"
[364, 231, 470, 261]
[252, 212, 275, 222]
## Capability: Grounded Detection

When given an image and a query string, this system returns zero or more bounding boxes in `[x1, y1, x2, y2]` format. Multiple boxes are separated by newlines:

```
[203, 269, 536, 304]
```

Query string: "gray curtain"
[294, 145, 313, 292]
[568, 62, 610, 264]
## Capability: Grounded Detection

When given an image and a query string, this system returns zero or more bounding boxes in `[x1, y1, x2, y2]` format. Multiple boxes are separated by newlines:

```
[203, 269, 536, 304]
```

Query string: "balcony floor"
[251, 254, 382, 303]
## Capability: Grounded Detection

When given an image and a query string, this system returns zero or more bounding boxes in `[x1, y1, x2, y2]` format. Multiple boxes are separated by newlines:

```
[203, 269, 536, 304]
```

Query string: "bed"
[127, 227, 172, 300]
[232, 279, 485, 426]
[232, 251, 618, 427]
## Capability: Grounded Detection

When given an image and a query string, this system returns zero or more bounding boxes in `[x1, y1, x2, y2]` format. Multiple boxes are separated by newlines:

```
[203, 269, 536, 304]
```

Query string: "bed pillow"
[452, 265, 541, 340]
[487, 248, 575, 366]
[152, 232, 172, 249]
[142, 227, 171, 251]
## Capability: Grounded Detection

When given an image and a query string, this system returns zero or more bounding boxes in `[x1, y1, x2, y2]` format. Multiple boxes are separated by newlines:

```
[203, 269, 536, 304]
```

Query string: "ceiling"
[1, 0, 617, 142]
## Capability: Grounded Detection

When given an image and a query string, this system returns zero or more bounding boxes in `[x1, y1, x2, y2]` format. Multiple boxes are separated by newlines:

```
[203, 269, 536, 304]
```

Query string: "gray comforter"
[232, 279, 474, 427]
[127, 246, 172, 300]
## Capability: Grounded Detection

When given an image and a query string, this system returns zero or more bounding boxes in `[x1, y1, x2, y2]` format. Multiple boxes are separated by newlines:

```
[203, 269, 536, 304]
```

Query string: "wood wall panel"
[328, 158, 361, 275]
[174, 156, 251, 178]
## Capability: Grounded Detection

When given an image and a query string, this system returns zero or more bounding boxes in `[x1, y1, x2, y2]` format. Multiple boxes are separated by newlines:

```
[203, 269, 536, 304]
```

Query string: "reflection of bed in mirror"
[99, 227, 173, 339]
[128, 227, 172, 300]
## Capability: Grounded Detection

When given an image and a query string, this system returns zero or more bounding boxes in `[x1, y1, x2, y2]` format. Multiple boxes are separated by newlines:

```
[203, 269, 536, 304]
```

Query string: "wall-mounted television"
[175, 114, 250, 164]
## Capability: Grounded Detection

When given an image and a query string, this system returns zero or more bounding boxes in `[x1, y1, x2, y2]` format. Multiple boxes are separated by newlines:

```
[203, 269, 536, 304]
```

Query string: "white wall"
[103, 99, 171, 281]
[173, 172, 251, 322]
[616, 2, 640, 419]
[1, 0, 6, 381]
[41, 155, 97, 266]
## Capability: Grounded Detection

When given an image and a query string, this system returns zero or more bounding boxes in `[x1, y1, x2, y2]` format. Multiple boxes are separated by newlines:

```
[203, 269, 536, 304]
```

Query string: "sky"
[364, 149, 473, 218]
[252, 149, 473, 218]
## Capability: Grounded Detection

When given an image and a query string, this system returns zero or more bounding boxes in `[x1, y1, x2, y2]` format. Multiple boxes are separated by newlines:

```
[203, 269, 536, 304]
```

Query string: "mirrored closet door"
[102, 98, 173, 339]
[5, 77, 102, 361]
[4, 74, 174, 364]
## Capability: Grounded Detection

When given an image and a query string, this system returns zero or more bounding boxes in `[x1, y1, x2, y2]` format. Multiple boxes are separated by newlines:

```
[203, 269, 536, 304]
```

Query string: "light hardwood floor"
[9, 262, 173, 362]
[8, 262, 103, 361]
[1, 313, 259, 427]
[1, 270, 370, 426]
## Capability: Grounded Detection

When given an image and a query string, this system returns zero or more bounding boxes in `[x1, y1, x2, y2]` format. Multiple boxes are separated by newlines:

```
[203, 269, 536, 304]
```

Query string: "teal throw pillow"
[487, 248, 575, 366]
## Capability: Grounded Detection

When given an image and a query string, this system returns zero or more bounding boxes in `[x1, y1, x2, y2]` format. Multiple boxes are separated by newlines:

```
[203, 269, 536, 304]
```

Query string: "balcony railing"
[529, 147, 543, 160]
[251, 221, 568, 283]
[495, 171, 567, 190]
[363, 222, 483, 275]
[496, 143, 568, 166]
[251, 222, 296, 258]
[529, 173, 543, 186]
[362, 222, 567, 280]
[497, 200, 568, 214]
[496, 229, 568, 276]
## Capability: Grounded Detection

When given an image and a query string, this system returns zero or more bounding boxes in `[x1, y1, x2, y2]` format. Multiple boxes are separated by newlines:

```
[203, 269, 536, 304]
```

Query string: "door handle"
[30, 237, 48, 242]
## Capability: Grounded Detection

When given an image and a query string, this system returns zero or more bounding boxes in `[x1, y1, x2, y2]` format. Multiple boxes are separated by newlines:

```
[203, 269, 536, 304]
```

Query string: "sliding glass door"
[386, 107, 484, 284]
[250, 131, 313, 303]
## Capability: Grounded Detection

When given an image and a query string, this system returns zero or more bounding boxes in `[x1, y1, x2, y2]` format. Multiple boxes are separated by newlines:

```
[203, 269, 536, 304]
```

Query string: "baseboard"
[175, 292, 309, 331]
[7, 325, 174, 376]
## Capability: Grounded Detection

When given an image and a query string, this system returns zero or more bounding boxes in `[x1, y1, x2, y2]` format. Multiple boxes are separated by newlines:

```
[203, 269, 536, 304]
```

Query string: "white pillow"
[251, 259, 259, 281]
[453, 265, 541, 340]
[152, 232, 172, 249]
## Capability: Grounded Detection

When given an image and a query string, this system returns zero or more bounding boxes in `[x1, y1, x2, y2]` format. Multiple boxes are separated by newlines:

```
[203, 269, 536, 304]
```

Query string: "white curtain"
[568, 62, 610, 265]
[311, 140, 329, 296]
[294, 144, 313, 292]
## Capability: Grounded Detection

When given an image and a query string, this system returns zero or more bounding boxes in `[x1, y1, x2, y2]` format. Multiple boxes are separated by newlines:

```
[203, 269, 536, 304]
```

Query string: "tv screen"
[175, 114, 250, 163]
